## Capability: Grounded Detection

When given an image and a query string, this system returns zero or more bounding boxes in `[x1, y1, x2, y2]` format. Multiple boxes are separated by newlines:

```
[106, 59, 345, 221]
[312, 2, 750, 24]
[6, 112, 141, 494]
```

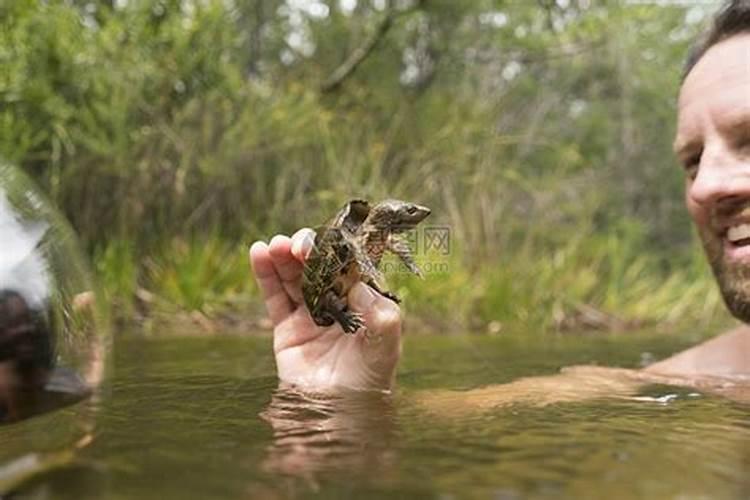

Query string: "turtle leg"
[311, 311, 335, 328]
[319, 290, 364, 334]
[387, 235, 423, 277]
[336, 308, 365, 335]
[351, 245, 399, 303]
[365, 278, 401, 304]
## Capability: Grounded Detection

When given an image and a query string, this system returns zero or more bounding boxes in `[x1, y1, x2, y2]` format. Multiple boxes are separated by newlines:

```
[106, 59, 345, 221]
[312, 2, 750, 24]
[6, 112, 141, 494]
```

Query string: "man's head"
[683, 0, 750, 79]
[675, 0, 750, 321]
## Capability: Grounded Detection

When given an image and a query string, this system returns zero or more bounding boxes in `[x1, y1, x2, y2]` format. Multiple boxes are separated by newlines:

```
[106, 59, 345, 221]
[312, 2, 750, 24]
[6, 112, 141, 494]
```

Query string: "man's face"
[675, 33, 750, 321]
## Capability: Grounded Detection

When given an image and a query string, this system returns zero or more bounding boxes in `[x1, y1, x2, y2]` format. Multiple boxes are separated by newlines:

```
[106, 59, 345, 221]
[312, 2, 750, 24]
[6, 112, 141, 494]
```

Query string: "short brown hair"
[683, 0, 750, 79]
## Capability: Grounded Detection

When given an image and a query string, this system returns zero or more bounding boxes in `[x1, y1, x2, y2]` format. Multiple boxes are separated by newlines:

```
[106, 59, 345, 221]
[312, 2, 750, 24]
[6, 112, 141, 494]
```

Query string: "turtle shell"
[302, 226, 360, 326]
[330, 199, 370, 233]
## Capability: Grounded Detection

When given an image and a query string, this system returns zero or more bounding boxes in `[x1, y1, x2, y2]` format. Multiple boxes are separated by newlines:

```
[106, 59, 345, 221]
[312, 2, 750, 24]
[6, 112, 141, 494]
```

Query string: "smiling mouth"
[726, 223, 750, 247]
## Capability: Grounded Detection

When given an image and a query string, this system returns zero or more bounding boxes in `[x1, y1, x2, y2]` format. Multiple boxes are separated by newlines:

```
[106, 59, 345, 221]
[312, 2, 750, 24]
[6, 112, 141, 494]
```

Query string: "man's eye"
[685, 164, 699, 181]
[683, 153, 701, 180]
[737, 136, 750, 156]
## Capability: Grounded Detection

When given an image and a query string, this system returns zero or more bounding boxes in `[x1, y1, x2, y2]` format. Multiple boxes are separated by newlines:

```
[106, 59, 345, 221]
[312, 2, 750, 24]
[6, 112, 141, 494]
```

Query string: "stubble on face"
[676, 34, 750, 322]
[699, 222, 750, 322]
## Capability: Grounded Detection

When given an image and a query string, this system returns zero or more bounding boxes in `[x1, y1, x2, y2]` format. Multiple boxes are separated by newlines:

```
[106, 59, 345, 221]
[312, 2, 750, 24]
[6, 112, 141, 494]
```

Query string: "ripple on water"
[9, 335, 750, 499]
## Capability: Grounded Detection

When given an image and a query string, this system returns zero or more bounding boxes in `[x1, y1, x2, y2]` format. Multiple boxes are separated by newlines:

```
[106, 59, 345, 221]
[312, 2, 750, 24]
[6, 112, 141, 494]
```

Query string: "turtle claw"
[407, 262, 423, 278]
[364, 279, 401, 304]
[340, 310, 365, 334]
[382, 291, 401, 304]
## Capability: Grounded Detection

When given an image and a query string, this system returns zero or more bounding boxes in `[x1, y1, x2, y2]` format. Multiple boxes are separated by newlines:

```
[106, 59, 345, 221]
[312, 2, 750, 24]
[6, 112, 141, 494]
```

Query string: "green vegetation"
[0, 0, 731, 334]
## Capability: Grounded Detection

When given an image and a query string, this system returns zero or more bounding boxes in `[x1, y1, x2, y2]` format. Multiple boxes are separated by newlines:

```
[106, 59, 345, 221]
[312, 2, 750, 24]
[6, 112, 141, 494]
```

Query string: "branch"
[536, 0, 558, 33]
[320, 0, 425, 94]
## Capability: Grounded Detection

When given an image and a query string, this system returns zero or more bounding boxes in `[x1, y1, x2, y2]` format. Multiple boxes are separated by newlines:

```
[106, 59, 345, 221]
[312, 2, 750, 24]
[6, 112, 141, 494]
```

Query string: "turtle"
[302, 199, 431, 334]
[301, 199, 376, 334]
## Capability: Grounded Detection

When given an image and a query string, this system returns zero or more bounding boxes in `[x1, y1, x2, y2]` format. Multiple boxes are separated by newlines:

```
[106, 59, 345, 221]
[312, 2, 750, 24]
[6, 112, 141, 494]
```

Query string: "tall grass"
[388, 222, 728, 334]
[3, 1, 727, 333]
[91, 219, 727, 334]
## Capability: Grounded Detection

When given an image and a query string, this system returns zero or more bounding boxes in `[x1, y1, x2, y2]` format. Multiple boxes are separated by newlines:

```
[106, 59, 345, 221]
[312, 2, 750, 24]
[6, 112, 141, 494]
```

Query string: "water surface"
[12, 332, 750, 499]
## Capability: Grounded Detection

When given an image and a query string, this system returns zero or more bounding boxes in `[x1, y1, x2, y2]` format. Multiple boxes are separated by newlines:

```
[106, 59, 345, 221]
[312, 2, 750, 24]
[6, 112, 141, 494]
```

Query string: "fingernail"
[269, 234, 290, 250]
[249, 241, 268, 262]
[292, 230, 315, 259]
[249, 240, 267, 252]
[348, 282, 378, 311]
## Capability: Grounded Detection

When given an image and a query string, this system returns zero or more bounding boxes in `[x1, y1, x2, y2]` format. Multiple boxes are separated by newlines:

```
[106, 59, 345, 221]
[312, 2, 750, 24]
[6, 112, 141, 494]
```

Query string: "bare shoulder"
[644, 325, 750, 377]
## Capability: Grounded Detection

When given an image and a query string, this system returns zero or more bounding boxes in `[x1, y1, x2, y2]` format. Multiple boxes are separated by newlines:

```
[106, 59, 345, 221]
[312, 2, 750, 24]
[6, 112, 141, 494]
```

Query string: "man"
[249, 0, 749, 395]
[652, 0, 750, 379]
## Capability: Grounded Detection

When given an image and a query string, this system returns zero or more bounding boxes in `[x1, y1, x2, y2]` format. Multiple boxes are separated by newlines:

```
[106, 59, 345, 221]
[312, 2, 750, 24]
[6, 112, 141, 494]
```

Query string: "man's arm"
[418, 328, 750, 415]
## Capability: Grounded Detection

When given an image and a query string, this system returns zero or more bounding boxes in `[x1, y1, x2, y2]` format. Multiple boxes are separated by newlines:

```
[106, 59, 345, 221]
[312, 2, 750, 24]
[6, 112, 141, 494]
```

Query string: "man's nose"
[687, 144, 750, 208]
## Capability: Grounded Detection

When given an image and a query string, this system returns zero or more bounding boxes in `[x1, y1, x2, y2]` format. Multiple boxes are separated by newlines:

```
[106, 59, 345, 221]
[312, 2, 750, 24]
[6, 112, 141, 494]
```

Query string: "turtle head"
[369, 199, 431, 232]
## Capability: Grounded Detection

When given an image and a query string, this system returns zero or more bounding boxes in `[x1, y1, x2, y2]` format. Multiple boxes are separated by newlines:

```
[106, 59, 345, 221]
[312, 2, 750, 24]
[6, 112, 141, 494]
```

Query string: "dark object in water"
[302, 199, 430, 334]
[0, 289, 90, 423]
[0, 162, 108, 425]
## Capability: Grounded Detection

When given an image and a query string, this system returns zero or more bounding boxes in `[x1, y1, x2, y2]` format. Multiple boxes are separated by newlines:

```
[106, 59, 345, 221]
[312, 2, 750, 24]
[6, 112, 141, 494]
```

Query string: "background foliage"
[0, 0, 730, 333]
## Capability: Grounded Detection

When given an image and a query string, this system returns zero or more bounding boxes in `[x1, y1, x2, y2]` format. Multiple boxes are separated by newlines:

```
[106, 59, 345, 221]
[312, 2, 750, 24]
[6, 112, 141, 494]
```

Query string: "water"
[8, 332, 750, 499]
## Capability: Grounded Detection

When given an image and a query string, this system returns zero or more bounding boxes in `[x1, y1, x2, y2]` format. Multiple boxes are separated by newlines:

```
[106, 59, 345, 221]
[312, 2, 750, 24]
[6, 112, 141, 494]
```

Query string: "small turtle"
[302, 200, 376, 334]
[302, 199, 430, 334]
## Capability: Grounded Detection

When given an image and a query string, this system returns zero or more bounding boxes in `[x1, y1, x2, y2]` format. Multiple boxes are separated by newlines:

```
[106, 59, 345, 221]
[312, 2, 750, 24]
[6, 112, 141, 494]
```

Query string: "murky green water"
[7, 332, 750, 499]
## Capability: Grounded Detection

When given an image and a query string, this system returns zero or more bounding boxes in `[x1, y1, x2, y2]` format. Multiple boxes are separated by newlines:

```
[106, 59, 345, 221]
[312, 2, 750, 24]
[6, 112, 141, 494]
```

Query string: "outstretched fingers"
[268, 235, 302, 280]
[268, 235, 306, 304]
[249, 241, 294, 326]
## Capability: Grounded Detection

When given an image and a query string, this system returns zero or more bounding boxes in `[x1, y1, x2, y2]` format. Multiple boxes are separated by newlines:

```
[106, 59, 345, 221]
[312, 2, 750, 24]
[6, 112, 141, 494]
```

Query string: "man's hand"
[249, 229, 402, 391]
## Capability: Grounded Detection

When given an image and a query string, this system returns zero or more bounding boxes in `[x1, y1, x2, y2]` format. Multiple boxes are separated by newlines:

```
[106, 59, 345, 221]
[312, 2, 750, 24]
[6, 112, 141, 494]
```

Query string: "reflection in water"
[0, 433, 93, 494]
[3, 335, 745, 498]
[259, 373, 750, 497]
[260, 384, 398, 485]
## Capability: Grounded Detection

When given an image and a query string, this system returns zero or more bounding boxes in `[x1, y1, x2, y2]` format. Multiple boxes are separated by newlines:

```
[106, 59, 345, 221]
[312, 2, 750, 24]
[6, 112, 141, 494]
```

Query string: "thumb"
[348, 282, 401, 341]
[348, 282, 402, 389]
